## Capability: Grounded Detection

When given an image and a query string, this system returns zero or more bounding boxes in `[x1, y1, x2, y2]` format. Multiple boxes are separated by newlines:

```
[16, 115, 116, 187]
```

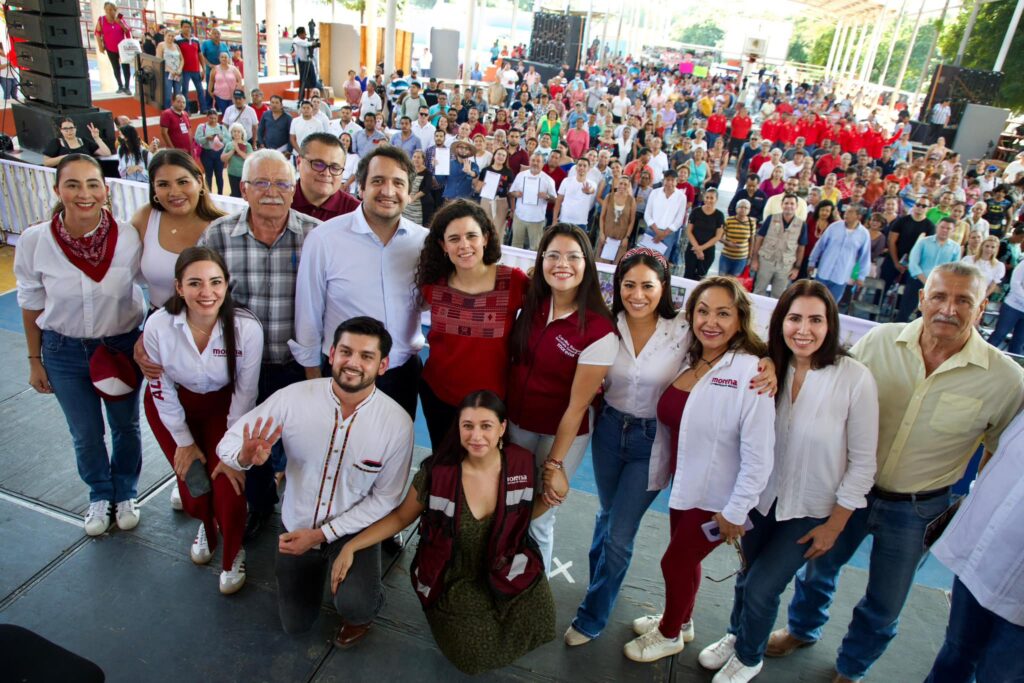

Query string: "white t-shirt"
[649, 151, 669, 185]
[611, 95, 631, 119]
[290, 116, 327, 149]
[501, 69, 519, 89]
[557, 174, 597, 225]
[510, 170, 557, 222]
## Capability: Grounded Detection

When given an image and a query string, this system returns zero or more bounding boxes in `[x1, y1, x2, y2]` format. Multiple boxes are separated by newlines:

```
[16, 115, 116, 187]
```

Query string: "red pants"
[144, 384, 246, 571]
[659, 507, 722, 639]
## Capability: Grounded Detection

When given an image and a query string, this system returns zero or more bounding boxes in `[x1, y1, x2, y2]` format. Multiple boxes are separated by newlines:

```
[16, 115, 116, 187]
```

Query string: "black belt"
[870, 485, 950, 502]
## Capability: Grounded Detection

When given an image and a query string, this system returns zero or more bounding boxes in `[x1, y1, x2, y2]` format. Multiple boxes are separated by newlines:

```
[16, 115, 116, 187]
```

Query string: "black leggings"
[106, 49, 131, 90]
[418, 377, 459, 450]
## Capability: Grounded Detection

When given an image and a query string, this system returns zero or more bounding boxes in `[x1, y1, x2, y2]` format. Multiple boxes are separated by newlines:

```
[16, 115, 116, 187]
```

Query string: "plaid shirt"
[199, 208, 321, 364]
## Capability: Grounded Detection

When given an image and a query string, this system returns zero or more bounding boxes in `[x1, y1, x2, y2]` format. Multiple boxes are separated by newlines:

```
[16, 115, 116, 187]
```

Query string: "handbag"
[119, 38, 142, 65]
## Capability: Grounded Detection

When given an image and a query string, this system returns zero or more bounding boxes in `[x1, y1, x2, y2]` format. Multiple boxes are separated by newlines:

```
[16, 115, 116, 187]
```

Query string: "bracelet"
[543, 457, 564, 470]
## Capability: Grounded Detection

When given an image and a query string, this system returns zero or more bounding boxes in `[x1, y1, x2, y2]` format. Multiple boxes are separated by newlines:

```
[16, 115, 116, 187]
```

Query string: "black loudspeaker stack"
[919, 64, 1004, 129]
[527, 12, 587, 74]
[7, 0, 114, 153]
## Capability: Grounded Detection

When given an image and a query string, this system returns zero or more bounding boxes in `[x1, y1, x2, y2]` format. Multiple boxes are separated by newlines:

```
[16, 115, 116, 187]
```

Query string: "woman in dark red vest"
[505, 223, 618, 572]
[330, 390, 555, 674]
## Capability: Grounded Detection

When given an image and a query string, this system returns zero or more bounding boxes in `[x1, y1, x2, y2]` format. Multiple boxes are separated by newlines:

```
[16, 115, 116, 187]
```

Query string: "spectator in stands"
[730, 175, 768, 223]
[221, 123, 253, 198]
[219, 316, 413, 647]
[595, 176, 637, 265]
[15, 155, 145, 536]
[807, 205, 872, 302]
[352, 112, 387, 157]
[390, 116, 422, 157]
[986, 259, 1024, 355]
[156, 29, 183, 109]
[441, 139, 480, 202]
[93, 2, 133, 95]
[222, 90, 258, 143]
[751, 194, 807, 299]
[143, 247, 261, 594]
[207, 52, 242, 114]
[961, 235, 1005, 299]
[720, 198, 758, 277]
[116, 124, 150, 183]
[292, 133, 360, 221]
[643, 169, 688, 265]
[175, 21, 207, 111]
[199, 27, 229, 86]
[288, 100, 327, 153]
[159, 94, 194, 153]
[194, 109, 228, 195]
[767, 261, 1024, 683]
[43, 118, 112, 168]
[882, 197, 934, 298]
[257, 95, 293, 156]
[684, 187, 725, 280]
[508, 152, 557, 250]
[897, 216, 961, 322]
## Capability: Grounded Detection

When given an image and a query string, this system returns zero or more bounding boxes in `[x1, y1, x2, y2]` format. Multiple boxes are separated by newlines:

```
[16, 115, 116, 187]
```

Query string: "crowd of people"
[12, 44, 1024, 683]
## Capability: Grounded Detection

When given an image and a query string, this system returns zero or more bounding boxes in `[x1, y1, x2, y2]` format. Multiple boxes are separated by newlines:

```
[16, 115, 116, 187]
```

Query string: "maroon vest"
[410, 443, 543, 608]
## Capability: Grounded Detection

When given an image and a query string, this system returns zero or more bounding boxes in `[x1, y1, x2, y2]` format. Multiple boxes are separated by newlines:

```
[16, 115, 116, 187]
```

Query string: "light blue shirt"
[908, 235, 961, 279]
[389, 131, 422, 156]
[808, 220, 873, 285]
[1005, 261, 1024, 312]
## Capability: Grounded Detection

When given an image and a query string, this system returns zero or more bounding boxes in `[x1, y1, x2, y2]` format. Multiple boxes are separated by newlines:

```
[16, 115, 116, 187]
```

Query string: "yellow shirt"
[851, 318, 1024, 493]
[698, 97, 714, 118]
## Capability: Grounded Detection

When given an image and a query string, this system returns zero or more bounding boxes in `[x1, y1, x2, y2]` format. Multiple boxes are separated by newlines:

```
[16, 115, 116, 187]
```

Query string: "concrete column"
[463, 0, 476, 85]
[860, 14, 884, 83]
[955, 0, 982, 66]
[825, 20, 844, 77]
[265, 0, 279, 77]
[891, 0, 925, 106]
[599, 6, 609, 66]
[510, 0, 517, 47]
[241, 0, 259, 94]
[366, 0, 379, 72]
[831, 22, 851, 80]
[840, 22, 863, 79]
[995, 0, 1024, 71]
[613, 0, 625, 61]
[879, 0, 908, 86]
[849, 21, 869, 82]
[384, 0, 397, 75]
[584, 0, 594, 62]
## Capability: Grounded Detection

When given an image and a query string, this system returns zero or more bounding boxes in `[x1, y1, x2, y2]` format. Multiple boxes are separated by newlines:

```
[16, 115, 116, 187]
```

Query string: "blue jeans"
[896, 275, 924, 323]
[729, 505, 825, 666]
[646, 228, 682, 266]
[572, 405, 660, 638]
[786, 491, 953, 680]
[213, 95, 232, 114]
[180, 70, 206, 110]
[41, 329, 142, 504]
[925, 576, 1024, 683]
[1, 75, 18, 100]
[988, 301, 1024, 355]
[163, 75, 182, 109]
[200, 147, 225, 195]
[816, 277, 847, 303]
[718, 254, 748, 276]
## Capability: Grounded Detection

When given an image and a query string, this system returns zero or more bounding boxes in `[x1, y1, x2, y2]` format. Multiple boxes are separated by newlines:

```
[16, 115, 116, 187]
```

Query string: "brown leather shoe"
[333, 621, 371, 648]
[765, 628, 814, 657]
[832, 674, 859, 683]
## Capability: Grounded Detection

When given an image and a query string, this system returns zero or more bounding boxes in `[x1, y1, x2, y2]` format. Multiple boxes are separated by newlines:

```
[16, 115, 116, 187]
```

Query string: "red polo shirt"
[160, 108, 193, 151]
[730, 114, 752, 141]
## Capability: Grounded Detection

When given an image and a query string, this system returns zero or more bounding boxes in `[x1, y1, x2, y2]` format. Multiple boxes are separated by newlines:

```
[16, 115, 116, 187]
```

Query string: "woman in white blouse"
[143, 247, 263, 594]
[624, 277, 776, 664]
[698, 280, 878, 683]
[15, 155, 146, 537]
[962, 236, 1005, 299]
[566, 249, 777, 648]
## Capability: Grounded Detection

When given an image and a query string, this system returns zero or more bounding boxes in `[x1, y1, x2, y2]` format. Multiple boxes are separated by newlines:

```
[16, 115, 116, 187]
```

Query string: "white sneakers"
[170, 485, 183, 511]
[699, 633, 738, 669]
[115, 499, 140, 530]
[219, 548, 246, 595]
[563, 625, 592, 647]
[190, 523, 212, 564]
[711, 655, 762, 683]
[632, 613, 695, 642]
[623, 625, 684, 663]
[83, 501, 112, 536]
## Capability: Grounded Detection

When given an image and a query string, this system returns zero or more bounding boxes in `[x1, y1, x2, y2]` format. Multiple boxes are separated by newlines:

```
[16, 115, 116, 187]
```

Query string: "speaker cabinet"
[6, 11, 83, 48]
[19, 72, 92, 109]
[10, 101, 114, 154]
[13, 0, 81, 15]
[14, 44, 89, 78]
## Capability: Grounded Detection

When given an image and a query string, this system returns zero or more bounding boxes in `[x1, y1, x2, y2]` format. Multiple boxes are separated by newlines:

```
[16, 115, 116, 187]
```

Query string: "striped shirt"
[199, 208, 321, 364]
[722, 215, 757, 259]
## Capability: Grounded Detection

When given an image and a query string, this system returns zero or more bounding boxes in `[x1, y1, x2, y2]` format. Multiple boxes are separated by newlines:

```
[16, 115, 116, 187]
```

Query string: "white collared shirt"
[930, 411, 1024, 627]
[649, 351, 776, 525]
[15, 219, 145, 339]
[510, 170, 557, 222]
[219, 379, 414, 542]
[290, 206, 428, 368]
[649, 151, 669, 185]
[759, 357, 879, 521]
[143, 308, 264, 447]
[603, 311, 690, 419]
[411, 119, 436, 151]
[644, 187, 687, 232]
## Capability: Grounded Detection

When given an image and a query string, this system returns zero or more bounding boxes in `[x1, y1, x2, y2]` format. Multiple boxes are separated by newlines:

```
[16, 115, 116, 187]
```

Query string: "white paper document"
[434, 147, 450, 176]
[600, 237, 622, 260]
[523, 176, 541, 205]
[480, 170, 500, 200]
[637, 233, 669, 255]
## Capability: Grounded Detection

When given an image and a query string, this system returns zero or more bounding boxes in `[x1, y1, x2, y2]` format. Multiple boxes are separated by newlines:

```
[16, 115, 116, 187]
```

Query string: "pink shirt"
[97, 16, 129, 52]
[210, 65, 239, 100]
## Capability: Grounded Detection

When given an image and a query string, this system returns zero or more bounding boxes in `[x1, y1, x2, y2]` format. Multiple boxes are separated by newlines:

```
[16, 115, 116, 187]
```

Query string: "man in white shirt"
[289, 100, 328, 152]
[335, 105, 362, 139]
[358, 81, 383, 120]
[758, 148, 785, 182]
[611, 92, 631, 123]
[411, 105, 436, 151]
[219, 316, 414, 647]
[763, 177, 808, 217]
[643, 169, 688, 264]
[222, 90, 259, 141]
[292, 145, 428, 420]
[501, 65, 519, 106]
[648, 136, 669, 187]
[509, 152, 557, 250]
[1002, 150, 1024, 183]
[553, 157, 597, 228]
[782, 149, 806, 179]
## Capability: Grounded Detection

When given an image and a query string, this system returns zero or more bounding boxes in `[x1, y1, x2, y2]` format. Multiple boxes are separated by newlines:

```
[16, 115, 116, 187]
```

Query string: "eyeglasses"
[304, 158, 344, 176]
[244, 180, 295, 192]
[61, 126, 76, 131]
[542, 251, 585, 265]
[705, 539, 747, 583]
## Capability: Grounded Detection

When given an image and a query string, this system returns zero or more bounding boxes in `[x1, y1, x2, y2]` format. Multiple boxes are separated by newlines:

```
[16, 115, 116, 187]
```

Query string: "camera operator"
[293, 26, 321, 99]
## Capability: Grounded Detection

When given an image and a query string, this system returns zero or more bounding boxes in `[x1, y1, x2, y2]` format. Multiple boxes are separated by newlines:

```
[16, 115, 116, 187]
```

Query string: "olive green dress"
[412, 468, 556, 675]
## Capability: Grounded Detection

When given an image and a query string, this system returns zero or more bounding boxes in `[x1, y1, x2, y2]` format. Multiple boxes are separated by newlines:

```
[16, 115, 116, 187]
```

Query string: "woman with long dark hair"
[698, 281, 877, 682]
[476, 147, 514, 243]
[330, 391, 555, 675]
[117, 125, 150, 183]
[42, 117, 112, 168]
[404, 149, 437, 227]
[625, 277, 774, 664]
[414, 200, 528, 447]
[801, 200, 836, 279]
[143, 247, 263, 594]
[505, 224, 618, 571]
[15, 154, 146, 536]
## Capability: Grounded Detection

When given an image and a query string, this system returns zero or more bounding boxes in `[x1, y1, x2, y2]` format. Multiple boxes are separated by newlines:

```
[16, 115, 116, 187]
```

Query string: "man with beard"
[441, 139, 479, 202]
[292, 146, 428, 419]
[218, 316, 414, 648]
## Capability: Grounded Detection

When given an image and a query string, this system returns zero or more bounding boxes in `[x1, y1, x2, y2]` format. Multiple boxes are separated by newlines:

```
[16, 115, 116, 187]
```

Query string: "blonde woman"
[962, 236, 1005, 299]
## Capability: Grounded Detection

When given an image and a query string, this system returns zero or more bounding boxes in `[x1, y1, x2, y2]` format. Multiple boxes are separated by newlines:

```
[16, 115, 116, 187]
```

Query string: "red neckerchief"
[50, 209, 119, 282]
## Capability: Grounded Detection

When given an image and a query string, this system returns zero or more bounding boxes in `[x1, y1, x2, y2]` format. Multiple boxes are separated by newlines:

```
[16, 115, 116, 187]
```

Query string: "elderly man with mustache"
[764, 261, 1024, 683]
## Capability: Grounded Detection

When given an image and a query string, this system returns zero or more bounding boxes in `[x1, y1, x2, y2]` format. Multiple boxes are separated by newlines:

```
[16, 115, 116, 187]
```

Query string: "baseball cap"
[233, 90, 245, 98]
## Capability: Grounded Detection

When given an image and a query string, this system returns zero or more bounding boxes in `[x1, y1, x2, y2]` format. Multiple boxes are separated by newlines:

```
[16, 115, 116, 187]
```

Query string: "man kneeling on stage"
[217, 317, 414, 647]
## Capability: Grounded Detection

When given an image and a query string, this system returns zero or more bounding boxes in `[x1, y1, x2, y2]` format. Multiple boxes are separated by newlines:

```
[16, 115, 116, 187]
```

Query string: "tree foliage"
[675, 20, 725, 47]
[937, 1, 1023, 112]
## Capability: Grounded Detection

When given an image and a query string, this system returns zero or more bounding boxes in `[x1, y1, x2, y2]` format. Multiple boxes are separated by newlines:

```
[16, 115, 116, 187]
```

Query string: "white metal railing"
[1, 158, 247, 245]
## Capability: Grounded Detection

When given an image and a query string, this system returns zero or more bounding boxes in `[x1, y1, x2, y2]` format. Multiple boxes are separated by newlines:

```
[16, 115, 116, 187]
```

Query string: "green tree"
[675, 20, 725, 47]
[337, 0, 408, 22]
[938, 0, 1023, 112]
[807, 26, 836, 65]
